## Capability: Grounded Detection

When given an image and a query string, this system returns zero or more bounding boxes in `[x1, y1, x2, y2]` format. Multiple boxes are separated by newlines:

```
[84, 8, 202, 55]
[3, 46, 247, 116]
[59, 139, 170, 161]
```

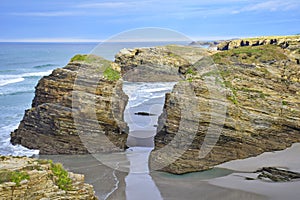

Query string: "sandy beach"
[209, 143, 300, 200]
[40, 143, 300, 199]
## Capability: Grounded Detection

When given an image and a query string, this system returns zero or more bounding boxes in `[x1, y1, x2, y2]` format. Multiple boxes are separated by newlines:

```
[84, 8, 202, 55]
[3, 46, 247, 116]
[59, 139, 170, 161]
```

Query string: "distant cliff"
[217, 35, 300, 51]
[0, 156, 97, 200]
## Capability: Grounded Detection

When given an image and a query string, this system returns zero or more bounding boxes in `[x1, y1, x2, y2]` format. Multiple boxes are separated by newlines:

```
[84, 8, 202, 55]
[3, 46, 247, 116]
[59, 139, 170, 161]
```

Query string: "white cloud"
[232, 0, 299, 14]
[76, 2, 127, 8]
[75, 0, 151, 9]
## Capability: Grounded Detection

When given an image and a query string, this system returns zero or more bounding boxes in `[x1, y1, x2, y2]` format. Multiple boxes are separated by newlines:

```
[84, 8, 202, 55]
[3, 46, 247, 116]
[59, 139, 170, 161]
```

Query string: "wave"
[0, 90, 34, 96]
[33, 64, 57, 69]
[0, 124, 39, 156]
[22, 70, 53, 77]
[0, 69, 16, 73]
[0, 77, 25, 86]
[0, 70, 52, 87]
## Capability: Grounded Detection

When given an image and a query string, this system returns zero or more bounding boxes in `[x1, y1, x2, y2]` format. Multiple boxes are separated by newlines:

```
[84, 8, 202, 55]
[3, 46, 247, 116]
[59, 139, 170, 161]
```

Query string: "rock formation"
[217, 35, 300, 51]
[11, 55, 128, 154]
[151, 44, 300, 174]
[115, 45, 211, 82]
[0, 156, 97, 200]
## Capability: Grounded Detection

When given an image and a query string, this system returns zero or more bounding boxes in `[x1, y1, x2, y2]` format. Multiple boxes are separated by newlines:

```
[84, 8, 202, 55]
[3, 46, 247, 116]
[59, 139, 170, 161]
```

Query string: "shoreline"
[209, 143, 300, 200]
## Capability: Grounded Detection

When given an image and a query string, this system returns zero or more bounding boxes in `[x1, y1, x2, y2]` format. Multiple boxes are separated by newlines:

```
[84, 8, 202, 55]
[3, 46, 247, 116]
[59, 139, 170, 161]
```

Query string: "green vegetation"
[227, 96, 238, 105]
[282, 100, 288, 106]
[212, 45, 288, 65]
[70, 54, 101, 64]
[0, 170, 30, 186]
[70, 54, 89, 62]
[103, 67, 121, 81]
[50, 161, 72, 191]
[186, 67, 197, 75]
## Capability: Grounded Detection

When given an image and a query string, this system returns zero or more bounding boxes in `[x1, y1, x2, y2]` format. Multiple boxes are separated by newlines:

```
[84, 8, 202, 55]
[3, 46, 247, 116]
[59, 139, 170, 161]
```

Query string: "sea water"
[0, 42, 97, 155]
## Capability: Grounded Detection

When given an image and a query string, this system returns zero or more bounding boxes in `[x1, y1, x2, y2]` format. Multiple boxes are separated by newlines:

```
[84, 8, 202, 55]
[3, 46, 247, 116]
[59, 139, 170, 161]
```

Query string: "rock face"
[115, 45, 211, 82]
[151, 44, 300, 174]
[217, 35, 300, 51]
[11, 55, 128, 154]
[0, 156, 97, 200]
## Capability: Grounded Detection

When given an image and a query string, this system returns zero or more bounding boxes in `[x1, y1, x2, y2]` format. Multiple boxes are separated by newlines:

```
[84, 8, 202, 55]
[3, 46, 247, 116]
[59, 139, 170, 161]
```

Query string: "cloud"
[76, 2, 127, 8]
[232, 0, 299, 14]
[75, 0, 151, 8]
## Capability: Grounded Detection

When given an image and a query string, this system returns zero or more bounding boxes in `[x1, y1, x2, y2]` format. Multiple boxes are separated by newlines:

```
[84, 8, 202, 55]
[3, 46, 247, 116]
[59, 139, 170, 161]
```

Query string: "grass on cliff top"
[49, 161, 73, 191]
[0, 170, 30, 186]
[212, 45, 288, 65]
[70, 54, 109, 64]
[103, 67, 121, 81]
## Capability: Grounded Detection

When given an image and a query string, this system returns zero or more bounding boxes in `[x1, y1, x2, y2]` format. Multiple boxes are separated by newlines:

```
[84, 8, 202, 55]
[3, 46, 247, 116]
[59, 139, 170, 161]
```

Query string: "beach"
[210, 143, 300, 200]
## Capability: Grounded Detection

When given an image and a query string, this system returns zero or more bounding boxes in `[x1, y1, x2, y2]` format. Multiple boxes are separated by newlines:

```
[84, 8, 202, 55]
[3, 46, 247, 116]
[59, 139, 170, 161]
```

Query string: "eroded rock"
[0, 156, 97, 200]
[11, 55, 128, 154]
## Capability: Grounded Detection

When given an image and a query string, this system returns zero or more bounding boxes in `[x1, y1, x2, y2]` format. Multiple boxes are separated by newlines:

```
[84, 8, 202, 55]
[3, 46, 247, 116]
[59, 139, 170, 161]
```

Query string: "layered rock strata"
[11, 55, 128, 154]
[151, 44, 300, 174]
[0, 156, 97, 200]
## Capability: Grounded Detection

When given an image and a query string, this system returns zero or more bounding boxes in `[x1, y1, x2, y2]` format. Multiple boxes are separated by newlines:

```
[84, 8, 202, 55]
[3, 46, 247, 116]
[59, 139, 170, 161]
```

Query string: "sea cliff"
[11, 55, 128, 154]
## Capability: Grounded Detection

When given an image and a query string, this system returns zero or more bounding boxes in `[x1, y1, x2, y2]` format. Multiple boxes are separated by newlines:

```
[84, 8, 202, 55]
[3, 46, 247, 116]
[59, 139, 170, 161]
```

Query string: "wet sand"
[41, 153, 267, 200]
[209, 143, 300, 200]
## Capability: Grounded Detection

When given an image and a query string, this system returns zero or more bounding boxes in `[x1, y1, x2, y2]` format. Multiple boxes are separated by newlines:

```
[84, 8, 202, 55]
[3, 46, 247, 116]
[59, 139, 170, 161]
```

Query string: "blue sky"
[0, 0, 299, 42]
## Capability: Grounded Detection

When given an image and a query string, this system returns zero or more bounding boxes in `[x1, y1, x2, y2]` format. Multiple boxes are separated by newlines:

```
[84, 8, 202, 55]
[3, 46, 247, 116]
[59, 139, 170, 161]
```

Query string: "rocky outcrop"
[255, 167, 300, 182]
[115, 45, 211, 82]
[151, 44, 300, 174]
[11, 55, 128, 154]
[217, 35, 300, 51]
[0, 156, 97, 200]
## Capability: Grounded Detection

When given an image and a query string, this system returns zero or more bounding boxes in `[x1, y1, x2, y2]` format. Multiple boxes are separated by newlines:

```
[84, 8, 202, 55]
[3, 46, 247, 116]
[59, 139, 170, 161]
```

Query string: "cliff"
[151, 44, 300, 174]
[11, 55, 128, 154]
[217, 35, 300, 51]
[0, 156, 97, 200]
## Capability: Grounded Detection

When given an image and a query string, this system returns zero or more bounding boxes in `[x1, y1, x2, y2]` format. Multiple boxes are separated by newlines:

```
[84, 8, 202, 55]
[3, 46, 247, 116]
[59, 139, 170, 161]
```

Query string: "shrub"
[70, 54, 88, 62]
[103, 67, 121, 81]
[0, 170, 30, 186]
[50, 162, 72, 191]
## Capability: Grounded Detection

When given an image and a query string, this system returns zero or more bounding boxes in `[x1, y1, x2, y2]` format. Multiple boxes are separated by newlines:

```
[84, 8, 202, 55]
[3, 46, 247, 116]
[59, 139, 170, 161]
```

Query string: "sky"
[0, 0, 299, 42]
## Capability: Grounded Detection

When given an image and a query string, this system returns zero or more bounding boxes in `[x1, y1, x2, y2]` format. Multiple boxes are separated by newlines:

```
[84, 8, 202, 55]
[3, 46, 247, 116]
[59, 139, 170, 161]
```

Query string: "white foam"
[0, 124, 39, 156]
[22, 70, 52, 77]
[0, 77, 25, 86]
[0, 70, 52, 87]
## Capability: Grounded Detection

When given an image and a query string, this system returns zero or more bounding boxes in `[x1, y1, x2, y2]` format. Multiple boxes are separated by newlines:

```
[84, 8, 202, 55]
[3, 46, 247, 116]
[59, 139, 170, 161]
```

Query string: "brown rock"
[0, 156, 97, 200]
[11, 55, 128, 154]
[151, 45, 300, 174]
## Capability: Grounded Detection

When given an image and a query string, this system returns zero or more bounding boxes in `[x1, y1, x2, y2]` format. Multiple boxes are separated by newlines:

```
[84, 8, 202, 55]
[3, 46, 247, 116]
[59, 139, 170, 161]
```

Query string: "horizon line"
[0, 36, 245, 43]
[1, 34, 297, 43]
